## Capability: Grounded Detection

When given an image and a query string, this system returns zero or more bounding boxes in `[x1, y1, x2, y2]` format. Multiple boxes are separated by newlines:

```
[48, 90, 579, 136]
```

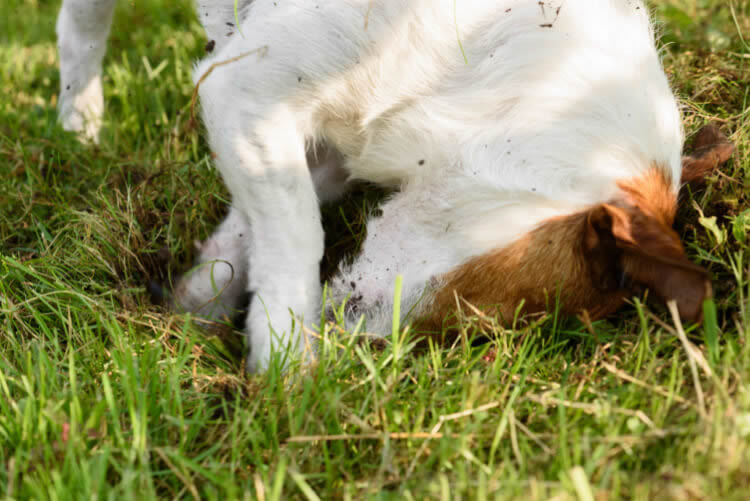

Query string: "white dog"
[59, 0, 726, 373]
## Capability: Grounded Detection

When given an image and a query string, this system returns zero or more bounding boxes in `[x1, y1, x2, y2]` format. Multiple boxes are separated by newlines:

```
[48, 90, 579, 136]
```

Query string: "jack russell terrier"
[57, 0, 733, 372]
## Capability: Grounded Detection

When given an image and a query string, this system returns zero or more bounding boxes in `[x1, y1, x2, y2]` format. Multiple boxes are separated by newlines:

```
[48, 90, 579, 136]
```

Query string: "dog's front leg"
[236, 127, 324, 373]
[197, 73, 323, 375]
[56, 0, 117, 143]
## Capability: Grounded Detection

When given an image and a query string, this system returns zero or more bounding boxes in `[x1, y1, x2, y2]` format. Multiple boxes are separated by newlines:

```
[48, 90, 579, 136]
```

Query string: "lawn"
[1, 0, 749, 498]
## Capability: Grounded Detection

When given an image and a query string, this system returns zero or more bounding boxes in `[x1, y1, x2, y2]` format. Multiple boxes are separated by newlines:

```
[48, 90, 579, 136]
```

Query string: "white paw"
[170, 207, 253, 323]
[171, 259, 248, 324]
[59, 75, 104, 143]
[244, 296, 318, 374]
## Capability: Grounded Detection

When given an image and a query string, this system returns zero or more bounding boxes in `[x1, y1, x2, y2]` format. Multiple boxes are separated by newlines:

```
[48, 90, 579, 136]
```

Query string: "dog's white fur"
[58, 0, 683, 372]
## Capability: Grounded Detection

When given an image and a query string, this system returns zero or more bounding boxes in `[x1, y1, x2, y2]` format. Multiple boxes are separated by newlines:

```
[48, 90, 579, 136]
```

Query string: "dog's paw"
[243, 293, 320, 374]
[59, 76, 104, 144]
[144, 243, 250, 327]
[169, 259, 249, 325]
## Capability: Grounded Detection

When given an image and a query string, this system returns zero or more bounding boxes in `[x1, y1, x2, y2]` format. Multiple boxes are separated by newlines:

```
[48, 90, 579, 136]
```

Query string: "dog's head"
[584, 197, 710, 322]
[582, 125, 733, 322]
[423, 125, 732, 330]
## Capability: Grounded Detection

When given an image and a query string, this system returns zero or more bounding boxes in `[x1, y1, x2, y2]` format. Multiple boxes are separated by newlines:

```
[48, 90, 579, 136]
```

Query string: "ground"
[0, 0, 749, 499]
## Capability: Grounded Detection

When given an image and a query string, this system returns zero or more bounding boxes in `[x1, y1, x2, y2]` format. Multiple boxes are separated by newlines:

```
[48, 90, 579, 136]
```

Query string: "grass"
[0, 0, 749, 498]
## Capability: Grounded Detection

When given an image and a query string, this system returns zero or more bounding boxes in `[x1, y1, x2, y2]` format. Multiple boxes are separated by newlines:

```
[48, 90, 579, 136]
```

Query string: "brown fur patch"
[417, 210, 630, 334]
[617, 168, 677, 226]
[417, 165, 711, 336]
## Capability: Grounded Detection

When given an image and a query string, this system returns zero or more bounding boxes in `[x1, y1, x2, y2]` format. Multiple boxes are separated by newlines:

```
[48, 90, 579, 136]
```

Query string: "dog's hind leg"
[56, 0, 117, 143]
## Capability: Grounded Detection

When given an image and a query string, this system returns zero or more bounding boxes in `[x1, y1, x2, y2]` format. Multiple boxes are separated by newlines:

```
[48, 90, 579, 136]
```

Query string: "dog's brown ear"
[681, 124, 734, 184]
[584, 205, 624, 291]
[586, 204, 710, 322]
